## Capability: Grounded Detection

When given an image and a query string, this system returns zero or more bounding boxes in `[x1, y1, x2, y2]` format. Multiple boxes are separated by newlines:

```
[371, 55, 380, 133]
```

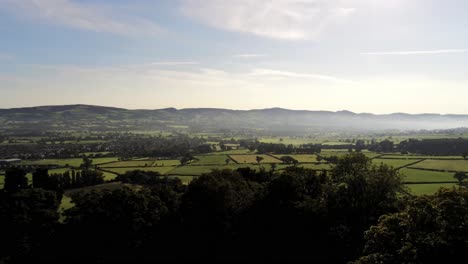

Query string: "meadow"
[409, 160, 468, 172]
[229, 154, 282, 164]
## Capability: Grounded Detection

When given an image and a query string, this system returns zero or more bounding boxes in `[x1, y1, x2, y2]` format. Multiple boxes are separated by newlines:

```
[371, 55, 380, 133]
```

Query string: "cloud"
[0, 0, 162, 35]
[232, 54, 266, 58]
[181, 0, 356, 40]
[250, 68, 354, 83]
[149, 61, 199, 66]
[361, 49, 468, 56]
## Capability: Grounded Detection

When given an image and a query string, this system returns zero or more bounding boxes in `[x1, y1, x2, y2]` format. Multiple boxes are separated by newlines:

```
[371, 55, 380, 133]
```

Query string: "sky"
[1, 0, 468, 114]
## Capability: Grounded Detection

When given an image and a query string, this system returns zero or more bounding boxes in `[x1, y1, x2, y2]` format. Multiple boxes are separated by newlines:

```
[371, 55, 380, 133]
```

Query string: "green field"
[58, 195, 74, 222]
[372, 159, 422, 169]
[169, 165, 216, 176]
[299, 163, 333, 170]
[400, 168, 457, 183]
[273, 154, 319, 163]
[152, 160, 181, 166]
[381, 155, 463, 160]
[192, 155, 230, 165]
[100, 160, 156, 168]
[214, 149, 252, 155]
[18, 157, 119, 167]
[409, 160, 468, 172]
[406, 183, 457, 195]
[102, 167, 175, 175]
[229, 154, 282, 164]
[320, 151, 351, 158]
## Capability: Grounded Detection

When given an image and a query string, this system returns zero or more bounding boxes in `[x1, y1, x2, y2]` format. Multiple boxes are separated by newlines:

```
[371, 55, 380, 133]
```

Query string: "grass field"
[214, 149, 252, 155]
[58, 196, 74, 222]
[192, 155, 230, 165]
[400, 168, 457, 183]
[230, 154, 282, 164]
[168, 165, 216, 176]
[299, 163, 333, 170]
[409, 160, 468, 172]
[273, 154, 319, 163]
[102, 167, 175, 175]
[152, 160, 181, 166]
[373, 159, 422, 169]
[406, 183, 457, 195]
[320, 151, 351, 158]
[381, 155, 463, 160]
[18, 157, 119, 167]
[100, 160, 157, 168]
[92, 157, 120, 164]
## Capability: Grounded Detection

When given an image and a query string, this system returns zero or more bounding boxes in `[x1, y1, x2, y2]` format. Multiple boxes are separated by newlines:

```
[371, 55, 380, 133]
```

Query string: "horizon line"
[1, 103, 467, 116]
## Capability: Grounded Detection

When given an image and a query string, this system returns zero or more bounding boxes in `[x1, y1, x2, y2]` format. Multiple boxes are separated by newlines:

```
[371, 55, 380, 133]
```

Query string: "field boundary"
[395, 159, 426, 170]
[226, 154, 239, 164]
[406, 166, 468, 174]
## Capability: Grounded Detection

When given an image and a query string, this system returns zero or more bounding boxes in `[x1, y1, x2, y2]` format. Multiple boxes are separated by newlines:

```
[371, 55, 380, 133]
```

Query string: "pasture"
[273, 154, 319, 163]
[101, 167, 175, 175]
[372, 159, 422, 169]
[409, 160, 468, 172]
[229, 154, 282, 164]
[100, 160, 157, 168]
[192, 155, 230, 165]
[400, 168, 457, 183]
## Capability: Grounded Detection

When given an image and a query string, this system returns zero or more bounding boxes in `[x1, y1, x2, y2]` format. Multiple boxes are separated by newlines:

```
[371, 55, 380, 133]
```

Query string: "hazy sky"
[1, 0, 468, 114]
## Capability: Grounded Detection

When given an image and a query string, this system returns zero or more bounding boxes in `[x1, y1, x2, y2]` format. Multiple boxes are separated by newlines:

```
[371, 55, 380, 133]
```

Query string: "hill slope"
[1, 105, 468, 133]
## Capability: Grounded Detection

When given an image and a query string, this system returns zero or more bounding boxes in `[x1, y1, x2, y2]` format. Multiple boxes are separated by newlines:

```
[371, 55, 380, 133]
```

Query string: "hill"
[1, 104, 468, 133]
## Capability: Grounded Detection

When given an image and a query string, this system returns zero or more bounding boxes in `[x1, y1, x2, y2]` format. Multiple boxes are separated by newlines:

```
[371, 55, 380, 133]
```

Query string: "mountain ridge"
[0, 104, 462, 117]
[2, 104, 468, 133]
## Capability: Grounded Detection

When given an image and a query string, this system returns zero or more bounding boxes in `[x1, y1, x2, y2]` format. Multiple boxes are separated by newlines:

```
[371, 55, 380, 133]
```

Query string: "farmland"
[229, 154, 282, 164]
[408, 159, 468, 172]
[3, 150, 465, 195]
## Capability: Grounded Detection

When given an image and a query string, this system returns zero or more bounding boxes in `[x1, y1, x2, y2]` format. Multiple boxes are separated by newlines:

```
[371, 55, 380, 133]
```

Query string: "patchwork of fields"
[3, 150, 465, 196]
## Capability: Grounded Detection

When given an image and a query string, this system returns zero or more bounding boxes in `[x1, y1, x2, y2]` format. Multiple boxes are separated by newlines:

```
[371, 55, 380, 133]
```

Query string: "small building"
[224, 144, 241, 150]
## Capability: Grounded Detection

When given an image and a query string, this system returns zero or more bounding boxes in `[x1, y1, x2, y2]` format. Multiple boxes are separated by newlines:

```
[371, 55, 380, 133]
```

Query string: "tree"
[32, 168, 50, 189]
[270, 163, 277, 172]
[454, 172, 467, 185]
[256, 156, 264, 165]
[355, 188, 468, 264]
[80, 157, 93, 169]
[280, 156, 299, 165]
[180, 154, 194, 165]
[4, 167, 28, 192]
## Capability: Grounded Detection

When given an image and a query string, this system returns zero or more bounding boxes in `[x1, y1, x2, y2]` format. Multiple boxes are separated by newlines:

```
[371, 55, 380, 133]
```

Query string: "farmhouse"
[224, 144, 241, 150]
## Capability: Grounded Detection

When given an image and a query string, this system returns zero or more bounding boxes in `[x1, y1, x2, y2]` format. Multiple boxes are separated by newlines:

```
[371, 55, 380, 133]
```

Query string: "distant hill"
[1, 104, 468, 133]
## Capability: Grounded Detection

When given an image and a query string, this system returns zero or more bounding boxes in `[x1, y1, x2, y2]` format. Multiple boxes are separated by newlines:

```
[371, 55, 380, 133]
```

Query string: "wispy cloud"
[0, 0, 162, 35]
[250, 68, 354, 83]
[149, 61, 199, 66]
[232, 54, 266, 58]
[181, 0, 356, 40]
[361, 49, 468, 56]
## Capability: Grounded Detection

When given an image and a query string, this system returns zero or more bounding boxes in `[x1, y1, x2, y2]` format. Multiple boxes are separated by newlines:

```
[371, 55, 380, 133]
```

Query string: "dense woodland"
[1, 153, 468, 263]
